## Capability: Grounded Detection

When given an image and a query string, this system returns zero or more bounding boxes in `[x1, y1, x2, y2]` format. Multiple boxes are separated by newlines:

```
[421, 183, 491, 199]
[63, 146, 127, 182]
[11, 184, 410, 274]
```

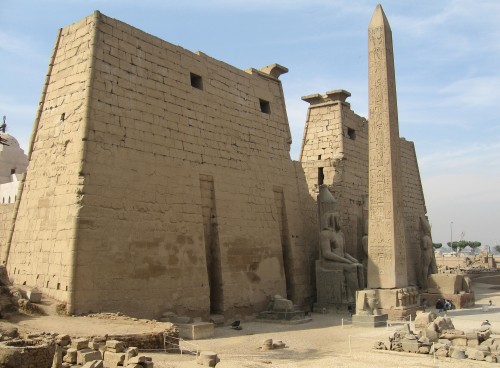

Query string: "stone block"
[63, 348, 77, 363]
[103, 350, 125, 367]
[418, 346, 430, 354]
[124, 347, 139, 365]
[435, 348, 448, 357]
[449, 346, 466, 359]
[26, 289, 42, 303]
[142, 362, 154, 368]
[414, 311, 436, 330]
[177, 322, 214, 340]
[77, 348, 102, 365]
[466, 347, 486, 361]
[197, 351, 219, 367]
[427, 274, 463, 294]
[401, 339, 419, 353]
[82, 360, 104, 368]
[106, 339, 125, 353]
[272, 296, 294, 311]
[72, 338, 89, 350]
[450, 337, 467, 346]
[486, 355, 497, 363]
[466, 332, 478, 346]
[433, 316, 454, 333]
[56, 334, 71, 347]
[127, 355, 147, 364]
[315, 264, 343, 305]
[424, 325, 439, 343]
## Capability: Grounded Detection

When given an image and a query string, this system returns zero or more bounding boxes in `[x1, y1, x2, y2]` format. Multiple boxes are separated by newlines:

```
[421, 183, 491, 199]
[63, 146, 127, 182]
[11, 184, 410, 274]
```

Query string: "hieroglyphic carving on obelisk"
[367, 4, 408, 289]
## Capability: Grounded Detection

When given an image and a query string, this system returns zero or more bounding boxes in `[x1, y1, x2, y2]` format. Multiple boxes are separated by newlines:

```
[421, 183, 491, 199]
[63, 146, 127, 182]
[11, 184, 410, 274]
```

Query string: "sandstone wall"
[7, 15, 94, 302]
[9, 12, 316, 319]
[400, 139, 427, 286]
[0, 204, 15, 263]
[299, 92, 368, 259]
[300, 91, 429, 287]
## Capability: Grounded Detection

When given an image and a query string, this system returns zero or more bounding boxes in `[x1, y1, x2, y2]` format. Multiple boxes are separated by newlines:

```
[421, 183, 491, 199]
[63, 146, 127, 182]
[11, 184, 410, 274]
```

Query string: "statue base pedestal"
[356, 288, 420, 320]
[352, 314, 388, 328]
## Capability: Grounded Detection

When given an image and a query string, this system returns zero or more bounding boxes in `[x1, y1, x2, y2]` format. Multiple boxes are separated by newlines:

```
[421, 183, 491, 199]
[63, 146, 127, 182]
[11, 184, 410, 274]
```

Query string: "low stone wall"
[0, 339, 55, 368]
[107, 330, 179, 352]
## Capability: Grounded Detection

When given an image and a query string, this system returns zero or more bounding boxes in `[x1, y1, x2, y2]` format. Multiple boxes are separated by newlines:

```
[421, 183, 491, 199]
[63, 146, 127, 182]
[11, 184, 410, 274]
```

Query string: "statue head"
[419, 216, 432, 236]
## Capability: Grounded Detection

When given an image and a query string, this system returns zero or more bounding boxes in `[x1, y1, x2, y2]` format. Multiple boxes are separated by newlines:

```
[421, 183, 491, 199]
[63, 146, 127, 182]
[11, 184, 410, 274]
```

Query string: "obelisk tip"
[369, 4, 391, 30]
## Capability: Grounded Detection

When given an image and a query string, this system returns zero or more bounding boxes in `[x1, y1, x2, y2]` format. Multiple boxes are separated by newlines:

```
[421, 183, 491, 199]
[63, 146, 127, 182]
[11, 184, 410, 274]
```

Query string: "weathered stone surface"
[77, 348, 102, 365]
[124, 347, 139, 365]
[103, 351, 125, 366]
[71, 338, 89, 350]
[433, 316, 454, 333]
[449, 346, 466, 359]
[435, 348, 449, 357]
[424, 324, 439, 343]
[466, 347, 486, 361]
[177, 322, 215, 340]
[105, 340, 125, 353]
[52, 343, 62, 368]
[63, 348, 77, 364]
[486, 355, 497, 363]
[197, 351, 219, 367]
[418, 346, 430, 354]
[466, 332, 479, 347]
[26, 289, 42, 303]
[414, 311, 436, 330]
[401, 339, 419, 353]
[367, 4, 408, 289]
[5, 11, 316, 321]
[56, 334, 70, 347]
[81, 360, 104, 368]
[450, 337, 467, 346]
[427, 274, 464, 294]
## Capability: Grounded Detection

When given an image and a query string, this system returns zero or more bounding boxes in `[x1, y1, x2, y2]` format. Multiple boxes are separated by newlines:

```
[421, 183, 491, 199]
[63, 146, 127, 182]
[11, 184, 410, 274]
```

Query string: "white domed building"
[0, 132, 28, 204]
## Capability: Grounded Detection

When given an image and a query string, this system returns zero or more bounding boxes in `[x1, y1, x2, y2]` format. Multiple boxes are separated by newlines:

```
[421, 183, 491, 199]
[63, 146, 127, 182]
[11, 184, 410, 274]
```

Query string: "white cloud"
[0, 31, 45, 61]
[437, 77, 500, 108]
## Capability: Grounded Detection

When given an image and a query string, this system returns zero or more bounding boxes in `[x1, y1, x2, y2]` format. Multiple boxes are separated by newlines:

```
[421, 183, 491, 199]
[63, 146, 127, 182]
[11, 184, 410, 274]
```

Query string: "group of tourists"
[435, 298, 454, 312]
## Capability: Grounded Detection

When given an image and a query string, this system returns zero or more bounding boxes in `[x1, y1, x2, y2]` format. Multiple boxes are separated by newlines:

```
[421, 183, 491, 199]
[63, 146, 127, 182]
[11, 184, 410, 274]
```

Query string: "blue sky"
[1, 0, 499, 248]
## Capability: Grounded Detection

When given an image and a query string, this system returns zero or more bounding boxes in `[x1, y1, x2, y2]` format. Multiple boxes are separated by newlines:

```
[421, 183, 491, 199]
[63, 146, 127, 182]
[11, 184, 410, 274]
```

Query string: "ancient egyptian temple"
[0, 6, 433, 321]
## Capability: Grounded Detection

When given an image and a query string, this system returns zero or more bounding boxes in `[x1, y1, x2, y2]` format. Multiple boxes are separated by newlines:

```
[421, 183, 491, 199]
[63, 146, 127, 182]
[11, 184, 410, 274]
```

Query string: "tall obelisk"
[367, 4, 408, 289]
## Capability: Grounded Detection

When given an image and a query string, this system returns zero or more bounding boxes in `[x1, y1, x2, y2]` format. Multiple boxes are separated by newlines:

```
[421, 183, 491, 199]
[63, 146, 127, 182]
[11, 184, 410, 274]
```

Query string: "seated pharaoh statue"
[318, 212, 365, 304]
[420, 215, 438, 290]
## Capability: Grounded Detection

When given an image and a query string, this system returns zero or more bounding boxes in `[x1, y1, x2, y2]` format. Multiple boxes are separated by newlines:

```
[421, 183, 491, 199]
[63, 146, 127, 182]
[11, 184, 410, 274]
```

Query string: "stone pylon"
[367, 4, 408, 289]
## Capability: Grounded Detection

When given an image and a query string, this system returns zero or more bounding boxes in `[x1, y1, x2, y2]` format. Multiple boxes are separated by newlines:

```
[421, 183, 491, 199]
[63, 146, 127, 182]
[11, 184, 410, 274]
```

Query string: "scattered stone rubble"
[259, 338, 287, 351]
[375, 311, 500, 362]
[0, 328, 181, 368]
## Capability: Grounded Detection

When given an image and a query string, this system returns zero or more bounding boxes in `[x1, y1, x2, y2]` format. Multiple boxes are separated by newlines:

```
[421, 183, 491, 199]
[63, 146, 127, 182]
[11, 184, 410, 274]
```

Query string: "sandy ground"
[4, 273, 500, 368]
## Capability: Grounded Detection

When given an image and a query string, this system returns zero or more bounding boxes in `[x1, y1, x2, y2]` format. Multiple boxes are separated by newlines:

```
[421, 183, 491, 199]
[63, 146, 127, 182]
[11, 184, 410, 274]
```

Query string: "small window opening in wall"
[318, 167, 324, 186]
[190, 73, 203, 90]
[60, 113, 65, 123]
[347, 127, 356, 140]
[318, 154, 322, 160]
[259, 99, 271, 114]
[11, 168, 15, 175]
[57, 283, 61, 290]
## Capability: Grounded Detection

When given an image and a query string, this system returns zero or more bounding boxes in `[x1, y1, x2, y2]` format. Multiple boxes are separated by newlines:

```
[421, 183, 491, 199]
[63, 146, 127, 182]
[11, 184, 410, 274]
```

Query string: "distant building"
[0, 131, 28, 204]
